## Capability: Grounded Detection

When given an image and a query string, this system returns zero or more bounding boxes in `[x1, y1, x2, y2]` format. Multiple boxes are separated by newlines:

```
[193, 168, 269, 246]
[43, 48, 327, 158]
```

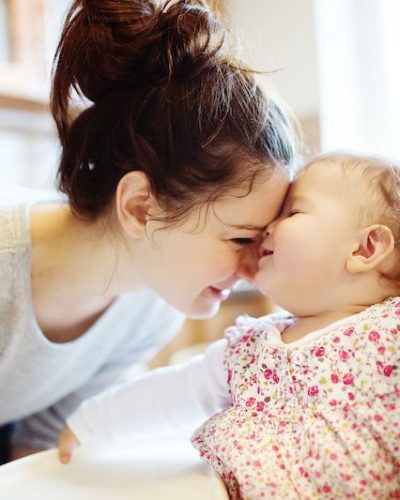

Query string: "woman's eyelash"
[230, 238, 256, 246]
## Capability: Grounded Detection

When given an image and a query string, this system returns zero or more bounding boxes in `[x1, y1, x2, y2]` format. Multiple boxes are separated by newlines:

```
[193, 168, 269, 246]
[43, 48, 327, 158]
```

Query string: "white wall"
[0, 1, 10, 61]
[0, 1, 71, 189]
[314, 0, 400, 158]
[42, 0, 72, 75]
[224, 0, 319, 120]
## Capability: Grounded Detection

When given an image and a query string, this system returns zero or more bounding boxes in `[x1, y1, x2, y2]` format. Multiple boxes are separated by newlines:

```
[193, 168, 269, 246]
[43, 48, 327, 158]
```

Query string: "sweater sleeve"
[67, 340, 230, 445]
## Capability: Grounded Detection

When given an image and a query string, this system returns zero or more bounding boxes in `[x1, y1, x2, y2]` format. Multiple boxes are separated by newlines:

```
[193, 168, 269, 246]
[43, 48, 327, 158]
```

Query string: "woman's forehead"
[211, 174, 289, 226]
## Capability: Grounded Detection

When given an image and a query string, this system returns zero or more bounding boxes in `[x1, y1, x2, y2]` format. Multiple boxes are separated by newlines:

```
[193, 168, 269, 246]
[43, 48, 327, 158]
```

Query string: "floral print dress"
[192, 298, 400, 499]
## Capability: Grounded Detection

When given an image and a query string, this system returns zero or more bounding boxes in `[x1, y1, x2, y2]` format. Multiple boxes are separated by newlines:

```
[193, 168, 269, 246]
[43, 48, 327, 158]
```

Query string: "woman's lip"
[260, 248, 273, 257]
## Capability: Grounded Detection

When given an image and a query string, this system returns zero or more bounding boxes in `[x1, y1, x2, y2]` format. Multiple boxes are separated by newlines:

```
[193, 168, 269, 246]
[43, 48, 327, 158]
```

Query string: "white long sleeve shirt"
[67, 340, 230, 444]
[0, 193, 185, 449]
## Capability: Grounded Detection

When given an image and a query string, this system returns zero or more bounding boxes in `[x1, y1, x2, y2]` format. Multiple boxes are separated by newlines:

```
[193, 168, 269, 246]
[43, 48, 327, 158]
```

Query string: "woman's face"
[142, 169, 289, 318]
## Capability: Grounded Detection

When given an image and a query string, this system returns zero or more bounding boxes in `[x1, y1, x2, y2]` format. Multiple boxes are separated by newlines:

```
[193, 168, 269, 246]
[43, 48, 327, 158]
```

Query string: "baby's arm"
[58, 339, 229, 462]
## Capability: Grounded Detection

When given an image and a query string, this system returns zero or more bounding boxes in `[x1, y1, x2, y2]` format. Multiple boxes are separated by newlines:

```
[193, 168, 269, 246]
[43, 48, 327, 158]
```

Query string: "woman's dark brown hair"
[51, 0, 296, 223]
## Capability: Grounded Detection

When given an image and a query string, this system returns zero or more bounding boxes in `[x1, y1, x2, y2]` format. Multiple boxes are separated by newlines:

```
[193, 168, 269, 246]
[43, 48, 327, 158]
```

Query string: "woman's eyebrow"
[225, 223, 267, 231]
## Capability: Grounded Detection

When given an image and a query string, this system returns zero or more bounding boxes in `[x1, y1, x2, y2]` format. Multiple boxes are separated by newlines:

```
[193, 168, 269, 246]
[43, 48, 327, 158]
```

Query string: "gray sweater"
[0, 198, 184, 449]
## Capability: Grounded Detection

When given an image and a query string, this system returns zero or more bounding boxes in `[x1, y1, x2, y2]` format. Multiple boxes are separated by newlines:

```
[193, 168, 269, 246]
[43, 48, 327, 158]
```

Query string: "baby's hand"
[57, 426, 80, 464]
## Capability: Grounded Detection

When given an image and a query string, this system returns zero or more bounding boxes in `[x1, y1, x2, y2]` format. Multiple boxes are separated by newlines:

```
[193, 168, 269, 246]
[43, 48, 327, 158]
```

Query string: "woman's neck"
[29, 202, 141, 342]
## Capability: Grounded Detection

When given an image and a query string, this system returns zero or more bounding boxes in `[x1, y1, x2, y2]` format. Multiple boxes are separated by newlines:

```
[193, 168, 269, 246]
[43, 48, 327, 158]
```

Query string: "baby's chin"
[252, 276, 277, 303]
[253, 289, 300, 317]
[183, 298, 222, 320]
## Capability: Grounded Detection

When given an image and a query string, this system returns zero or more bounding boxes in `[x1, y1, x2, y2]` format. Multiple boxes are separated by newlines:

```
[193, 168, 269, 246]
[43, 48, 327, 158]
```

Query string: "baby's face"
[254, 160, 360, 315]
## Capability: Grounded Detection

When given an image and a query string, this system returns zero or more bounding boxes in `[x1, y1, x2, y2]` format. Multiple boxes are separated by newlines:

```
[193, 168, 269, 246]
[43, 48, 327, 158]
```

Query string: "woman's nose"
[265, 216, 279, 234]
[259, 228, 271, 257]
[236, 243, 260, 283]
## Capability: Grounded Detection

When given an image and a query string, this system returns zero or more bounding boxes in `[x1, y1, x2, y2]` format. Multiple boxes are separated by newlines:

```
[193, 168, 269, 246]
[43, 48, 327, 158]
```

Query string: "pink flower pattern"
[192, 298, 400, 499]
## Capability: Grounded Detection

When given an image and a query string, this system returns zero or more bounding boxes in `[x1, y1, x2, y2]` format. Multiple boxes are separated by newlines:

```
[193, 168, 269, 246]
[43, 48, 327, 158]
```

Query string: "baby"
[58, 152, 400, 499]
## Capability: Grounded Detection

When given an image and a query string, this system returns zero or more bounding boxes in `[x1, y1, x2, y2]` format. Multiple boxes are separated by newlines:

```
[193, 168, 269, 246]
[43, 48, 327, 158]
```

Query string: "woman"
[0, 0, 295, 462]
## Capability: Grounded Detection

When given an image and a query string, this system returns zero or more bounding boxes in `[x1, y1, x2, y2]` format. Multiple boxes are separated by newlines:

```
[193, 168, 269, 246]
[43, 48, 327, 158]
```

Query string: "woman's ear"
[115, 171, 154, 238]
[346, 224, 395, 273]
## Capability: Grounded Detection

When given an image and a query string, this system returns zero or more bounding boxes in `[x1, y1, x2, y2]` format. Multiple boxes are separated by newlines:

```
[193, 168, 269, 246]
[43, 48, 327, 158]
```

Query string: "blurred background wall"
[0, 0, 399, 365]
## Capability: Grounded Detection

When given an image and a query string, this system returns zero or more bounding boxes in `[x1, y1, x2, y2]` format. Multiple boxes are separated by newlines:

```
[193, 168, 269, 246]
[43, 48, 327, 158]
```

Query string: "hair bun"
[57, 0, 158, 102]
[55, 0, 225, 103]
[52, 0, 227, 144]
[156, 1, 226, 80]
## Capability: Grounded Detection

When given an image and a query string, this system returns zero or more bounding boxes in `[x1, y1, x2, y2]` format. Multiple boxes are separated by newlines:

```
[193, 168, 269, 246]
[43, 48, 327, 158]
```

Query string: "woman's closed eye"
[230, 237, 256, 246]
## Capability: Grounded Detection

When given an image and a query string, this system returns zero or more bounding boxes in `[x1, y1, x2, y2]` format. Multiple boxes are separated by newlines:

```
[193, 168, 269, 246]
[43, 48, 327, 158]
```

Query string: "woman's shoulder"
[0, 187, 61, 253]
[0, 203, 27, 254]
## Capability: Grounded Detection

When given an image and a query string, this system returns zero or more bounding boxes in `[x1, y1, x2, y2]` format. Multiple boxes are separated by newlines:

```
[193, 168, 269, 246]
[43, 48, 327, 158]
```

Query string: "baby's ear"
[346, 224, 395, 273]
